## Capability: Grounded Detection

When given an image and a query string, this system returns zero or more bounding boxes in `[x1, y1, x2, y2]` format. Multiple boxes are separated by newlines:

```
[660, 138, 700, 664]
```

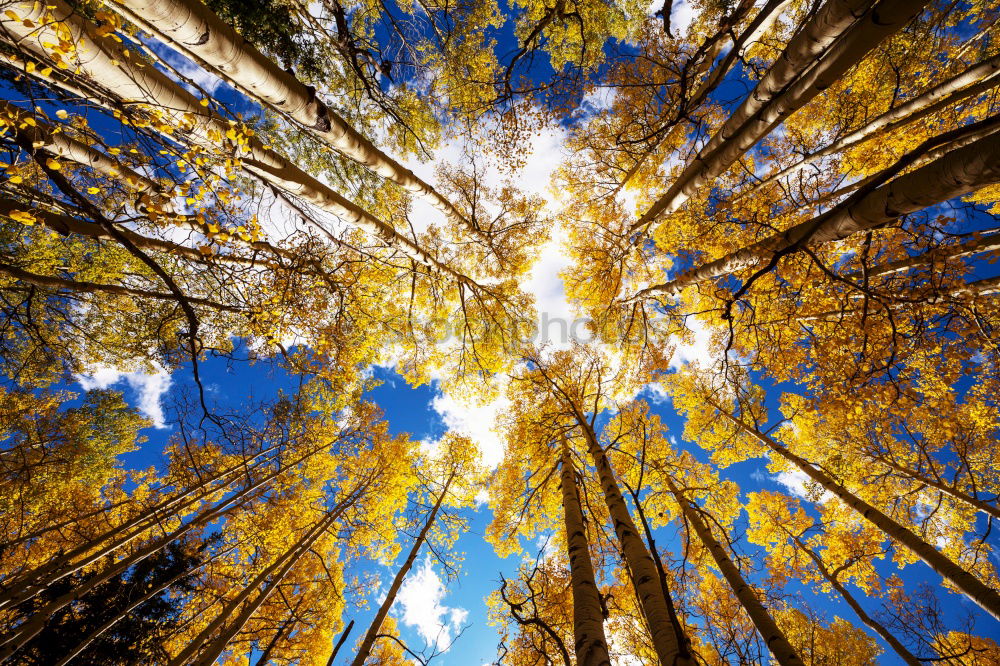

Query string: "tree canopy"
[0, 0, 999, 663]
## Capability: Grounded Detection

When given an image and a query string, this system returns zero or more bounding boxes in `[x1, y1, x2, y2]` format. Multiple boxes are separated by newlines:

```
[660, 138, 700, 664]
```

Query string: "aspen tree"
[633, 126, 1000, 300]
[748, 52, 1000, 194]
[746, 490, 925, 666]
[108, 0, 488, 243]
[662, 474, 803, 666]
[703, 392, 1000, 621]
[0, 0, 478, 279]
[351, 434, 479, 665]
[631, 0, 931, 236]
[559, 439, 612, 666]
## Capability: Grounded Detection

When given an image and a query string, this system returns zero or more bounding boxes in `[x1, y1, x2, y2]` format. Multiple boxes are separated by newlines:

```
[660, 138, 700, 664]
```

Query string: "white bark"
[0, 0, 476, 282]
[752, 53, 1000, 193]
[634, 127, 1000, 300]
[631, 0, 929, 236]
[110, 0, 485, 243]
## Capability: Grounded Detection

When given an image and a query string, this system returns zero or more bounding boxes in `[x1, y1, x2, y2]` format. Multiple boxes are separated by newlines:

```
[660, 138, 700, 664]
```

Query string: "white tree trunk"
[631, 0, 929, 236]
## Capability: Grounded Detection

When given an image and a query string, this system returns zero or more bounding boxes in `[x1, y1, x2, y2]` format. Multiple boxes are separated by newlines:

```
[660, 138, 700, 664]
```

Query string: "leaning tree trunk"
[0, 0, 478, 283]
[573, 415, 692, 665]
[109, 0, 486, 244]
[559, 441, 612, 666]
[0, 439, 339, 659]
[848, 229, 1000, 280]
[789, 534, 923, 666]
[867, 454, 1000, 521]
[350, 473, 455, 666]
[0, 441, 282, 612]
[52, 547, 232, 666]
[631, 0, 929, 235]
[664, 476, 803, 666]
[0, 198, 302, 273]
[712, 401, 1000, 622]
[634, 122, 1000, 300]
[794, 273, 1000, 324]
[0, 100, 161, 194]
[176, 494, 356, 666]
[749, 52, 1000, 194]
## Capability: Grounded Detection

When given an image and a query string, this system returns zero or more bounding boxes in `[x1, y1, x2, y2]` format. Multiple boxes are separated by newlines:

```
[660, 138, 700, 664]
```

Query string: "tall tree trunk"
[176, 494, 356, 666]
[664, 476, 803, 666]
[0, 198, 330, 273]
[0, 440, 338, 658]
[795, 274, 1000, 323]
[850, 229, 1000, 280]
[52, 547, 233, 666]
[788, 534, 923, 666]
[0, 442, 282, 612]
[350, 473, 455, 666]
[749, 53, 1000, 193]
[0, 259, 240, 312]
[109, 0, 486, 244]
[806, 112, 1000, 209]
[573, 416, 692, 665]
[866, 454, 1000, 521]
[0, 100, 161, 193]
[631, 0, 929, 236]
[0, 0, 479, 283]
[254, 596, 304, 666]
[559, 441, 612, 666]
[712, 401, 1000, 621]
[327, 620, 355, 666]
[614, 0, 789, 195]
[634, 123, 1000, 300]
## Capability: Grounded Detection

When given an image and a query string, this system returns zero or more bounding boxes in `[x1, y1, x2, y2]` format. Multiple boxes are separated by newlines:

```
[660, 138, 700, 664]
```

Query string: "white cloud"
[647, 0, 696, 38]
[76, 363, 172, 428]
[395, 556, 469, 651]
[146, 38, 225, 97]
[773, 468, 833, 503]
[668, 315, 717, 370]
[672, 1, 697, 37]
[431, 389, 510, 468]
[525, 225, 580, 350]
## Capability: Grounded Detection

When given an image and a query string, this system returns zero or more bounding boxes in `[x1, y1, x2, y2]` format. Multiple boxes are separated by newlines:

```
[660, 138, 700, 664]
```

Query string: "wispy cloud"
[76, 363, 172, 428]
[395, 556, 469, 651]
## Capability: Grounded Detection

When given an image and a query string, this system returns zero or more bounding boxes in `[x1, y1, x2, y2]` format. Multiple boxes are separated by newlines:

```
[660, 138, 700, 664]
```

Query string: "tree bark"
[866, 454, 1000, 521]
[574, 417, 692, 665]
[52, 547, 231, 666]
[0, 100, 161, 193]
[0, 440, 339, 658]
[0, 442, 282, 612]
[749, 53, 1000, 194]
[179, 496, 355, 666]
[110, 0, 485, 244]
[634, 125, 1000, 300]
[0, 260, 243, 312]
[350, 473, 455, 666]
[0, 197, 335, 274]
[712, 401, 1000, 622]
[789, 534, 923, 666]
[559, 441, 612, 666]
[666, 477, 803, 665]
[327, 619, 355, 666]
[0, 0, 478, 283]
[631, 0, 929, 236]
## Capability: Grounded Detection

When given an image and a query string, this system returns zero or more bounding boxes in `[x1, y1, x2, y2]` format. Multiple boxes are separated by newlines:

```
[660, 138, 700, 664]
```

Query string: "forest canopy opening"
[1, 0, 999, 664]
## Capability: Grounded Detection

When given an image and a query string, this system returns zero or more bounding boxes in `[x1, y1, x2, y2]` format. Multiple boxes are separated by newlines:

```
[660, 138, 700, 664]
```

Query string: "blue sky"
[11, 0, 1000, 660]
[77, 343, 999, 664]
